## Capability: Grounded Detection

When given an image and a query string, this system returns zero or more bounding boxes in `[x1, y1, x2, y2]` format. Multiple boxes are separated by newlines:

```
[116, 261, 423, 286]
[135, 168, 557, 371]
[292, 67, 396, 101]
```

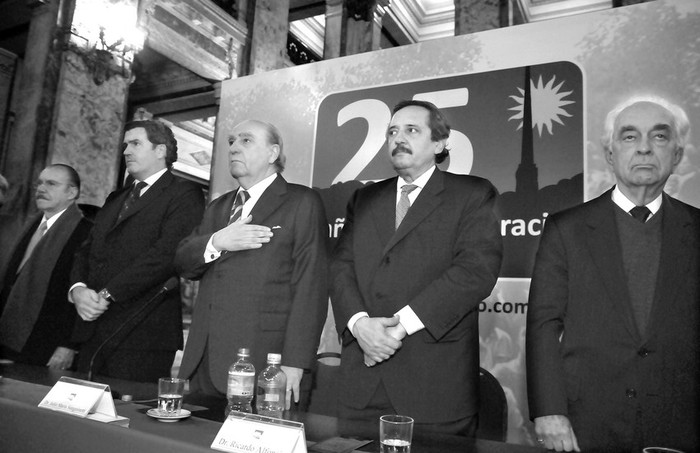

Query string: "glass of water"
[380, 414, 414, 453]
[157, 377, 187, 416]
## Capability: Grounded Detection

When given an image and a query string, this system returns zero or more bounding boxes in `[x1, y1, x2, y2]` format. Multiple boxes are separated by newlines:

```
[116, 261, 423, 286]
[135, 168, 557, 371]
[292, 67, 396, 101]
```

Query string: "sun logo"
[508, 75, 575, 136]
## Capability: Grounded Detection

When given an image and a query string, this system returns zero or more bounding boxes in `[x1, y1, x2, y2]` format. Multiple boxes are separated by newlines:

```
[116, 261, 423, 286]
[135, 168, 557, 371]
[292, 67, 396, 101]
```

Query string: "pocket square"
[272, 225, 282, 229]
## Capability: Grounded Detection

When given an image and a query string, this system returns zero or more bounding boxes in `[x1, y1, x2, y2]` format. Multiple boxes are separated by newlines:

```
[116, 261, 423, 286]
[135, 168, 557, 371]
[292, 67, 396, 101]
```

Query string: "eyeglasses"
[33, 180, 75, 190]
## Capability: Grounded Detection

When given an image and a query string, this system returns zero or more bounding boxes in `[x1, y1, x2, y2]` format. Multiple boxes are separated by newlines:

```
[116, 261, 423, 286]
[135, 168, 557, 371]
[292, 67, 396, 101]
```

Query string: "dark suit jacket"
[175, 175, 328, 393]
[71, 171, 204, 372]
[330, 170, 503, 423]
[0, 204, 92, 365]
[526, 189, 700, 452]
[0, 213, 22, 275]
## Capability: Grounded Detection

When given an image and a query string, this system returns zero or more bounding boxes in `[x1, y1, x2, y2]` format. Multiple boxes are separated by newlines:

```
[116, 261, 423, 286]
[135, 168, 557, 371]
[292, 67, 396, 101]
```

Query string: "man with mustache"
[331, 100, 503, 435]
[0, 164, 92, 370]
[69, 120, 204, 382]
[526, 96, 700, 452]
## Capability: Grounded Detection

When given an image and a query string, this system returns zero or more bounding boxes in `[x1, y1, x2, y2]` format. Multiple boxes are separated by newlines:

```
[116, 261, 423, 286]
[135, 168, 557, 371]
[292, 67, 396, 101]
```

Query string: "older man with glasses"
[0, 164, 92, 370]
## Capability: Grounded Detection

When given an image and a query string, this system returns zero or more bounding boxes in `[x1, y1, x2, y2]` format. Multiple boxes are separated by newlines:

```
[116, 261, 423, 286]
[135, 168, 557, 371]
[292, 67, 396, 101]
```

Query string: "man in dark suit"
[176, 120, 328, 409]
[70, 120, 204, 382]
[0, 164, 91, 369]
[526, 96, 699, 452]
[330, 100, 503, 436]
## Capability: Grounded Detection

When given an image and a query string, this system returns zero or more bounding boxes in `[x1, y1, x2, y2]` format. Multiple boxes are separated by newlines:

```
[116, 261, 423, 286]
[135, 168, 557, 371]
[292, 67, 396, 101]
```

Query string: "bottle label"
[228, 372, 255, 396]
[264, 392, 281, 402]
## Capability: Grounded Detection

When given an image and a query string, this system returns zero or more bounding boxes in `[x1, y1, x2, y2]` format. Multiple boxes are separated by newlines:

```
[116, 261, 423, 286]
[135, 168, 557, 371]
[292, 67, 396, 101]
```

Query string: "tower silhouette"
[515, 66, 539, 196]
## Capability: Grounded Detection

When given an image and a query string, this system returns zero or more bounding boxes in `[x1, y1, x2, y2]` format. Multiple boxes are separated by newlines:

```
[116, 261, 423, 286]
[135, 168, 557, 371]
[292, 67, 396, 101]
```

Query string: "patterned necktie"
[629, 206, 651, 223]
[228, 190, 250, 225]
[395, 184, 418, 230]
[17, 220, 47, 272]
[118, 181, 147, 221]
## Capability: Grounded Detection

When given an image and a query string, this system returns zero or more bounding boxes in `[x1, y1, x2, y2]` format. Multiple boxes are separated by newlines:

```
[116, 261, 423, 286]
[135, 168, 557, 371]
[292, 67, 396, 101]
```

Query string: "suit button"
[638, 348, 649, 357]
[626, 388, 637, 398]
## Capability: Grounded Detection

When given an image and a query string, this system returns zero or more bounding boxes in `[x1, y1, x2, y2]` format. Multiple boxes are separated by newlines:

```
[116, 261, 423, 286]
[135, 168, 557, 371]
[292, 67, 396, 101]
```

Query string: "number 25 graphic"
[332, 88, 474, 185]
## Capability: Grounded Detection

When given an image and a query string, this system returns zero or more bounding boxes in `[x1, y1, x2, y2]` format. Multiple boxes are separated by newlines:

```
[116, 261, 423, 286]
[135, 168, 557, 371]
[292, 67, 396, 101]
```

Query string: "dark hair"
[392, 100, 451, 163]
[49, 163, 81, 196]
[124, 120, 178, 168]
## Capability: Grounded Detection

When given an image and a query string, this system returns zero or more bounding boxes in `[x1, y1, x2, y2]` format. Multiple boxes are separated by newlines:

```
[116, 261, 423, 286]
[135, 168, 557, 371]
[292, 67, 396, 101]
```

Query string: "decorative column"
[249, 0, 291, 73]
[2, 0, 63, 218]
[50, 0, 141, 206]
[323, 0, 343, 59]
[341, 0, 390, 56]
[454, 0, 504, 35]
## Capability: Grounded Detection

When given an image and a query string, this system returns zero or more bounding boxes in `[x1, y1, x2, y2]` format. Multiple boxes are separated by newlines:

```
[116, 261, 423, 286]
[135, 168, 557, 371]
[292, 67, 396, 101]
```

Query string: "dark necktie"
[228, 190, 250, 225]
[395, 184, 418, 230]
[629, 206, 651, 223]
[17, 220, 47, 272]
[118, 181, 147, 221]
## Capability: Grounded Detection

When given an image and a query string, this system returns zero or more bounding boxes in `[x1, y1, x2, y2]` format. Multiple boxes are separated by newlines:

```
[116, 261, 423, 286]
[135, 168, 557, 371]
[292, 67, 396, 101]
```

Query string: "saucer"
[147, 408, 191, 422]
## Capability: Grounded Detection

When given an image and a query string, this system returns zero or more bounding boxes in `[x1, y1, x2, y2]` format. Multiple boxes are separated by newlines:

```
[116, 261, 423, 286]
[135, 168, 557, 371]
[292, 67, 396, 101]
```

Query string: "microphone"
[87, 277, 179, 381]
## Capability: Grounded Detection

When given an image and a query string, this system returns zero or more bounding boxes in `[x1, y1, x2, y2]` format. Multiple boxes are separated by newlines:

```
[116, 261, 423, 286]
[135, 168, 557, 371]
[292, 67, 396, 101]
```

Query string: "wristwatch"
[98, 288, 115, 303]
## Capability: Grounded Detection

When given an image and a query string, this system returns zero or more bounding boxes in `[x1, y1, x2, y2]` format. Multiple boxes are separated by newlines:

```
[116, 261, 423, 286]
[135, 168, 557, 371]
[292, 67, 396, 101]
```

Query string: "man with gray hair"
[526, 96, 699, 452]
[176, 120, 328, 410]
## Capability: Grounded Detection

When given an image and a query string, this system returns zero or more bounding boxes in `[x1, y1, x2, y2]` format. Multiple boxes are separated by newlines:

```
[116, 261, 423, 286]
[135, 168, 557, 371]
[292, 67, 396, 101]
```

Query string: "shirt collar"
[140, 168, 168, 188]
[396, 165, 436, 192]
[240, 172, 277, 200]
[43, 206, 69, 230]
[611, 185, 662, 215]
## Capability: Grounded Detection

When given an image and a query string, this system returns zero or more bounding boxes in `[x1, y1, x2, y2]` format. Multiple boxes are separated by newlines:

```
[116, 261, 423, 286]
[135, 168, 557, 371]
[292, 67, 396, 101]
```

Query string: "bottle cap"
[266, 353, 282, 364]
[238, 348, 250, 356]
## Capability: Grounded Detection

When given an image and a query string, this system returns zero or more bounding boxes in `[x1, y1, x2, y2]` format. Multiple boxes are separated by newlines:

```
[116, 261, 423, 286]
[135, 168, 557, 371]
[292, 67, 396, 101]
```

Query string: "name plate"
[38, 376, 128, 426]
[212, 411, 306, 453]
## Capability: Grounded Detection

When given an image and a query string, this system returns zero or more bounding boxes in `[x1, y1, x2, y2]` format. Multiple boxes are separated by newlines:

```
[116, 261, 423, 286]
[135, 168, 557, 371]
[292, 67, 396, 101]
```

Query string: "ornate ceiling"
[289, 0, 615, 55]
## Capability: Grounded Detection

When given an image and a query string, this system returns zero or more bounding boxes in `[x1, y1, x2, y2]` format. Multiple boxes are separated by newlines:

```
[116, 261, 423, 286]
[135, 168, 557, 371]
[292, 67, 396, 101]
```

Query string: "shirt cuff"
[347, 312, 369, 336]
[395, 305, 424, 335]
[204, 235, 222, 263]
[68, 282, 87, 304]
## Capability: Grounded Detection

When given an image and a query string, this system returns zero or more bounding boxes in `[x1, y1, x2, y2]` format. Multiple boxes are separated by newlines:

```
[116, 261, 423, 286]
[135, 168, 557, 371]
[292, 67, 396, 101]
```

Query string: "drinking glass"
[157, 377, 187, 416]
[380, 414, 414, 453]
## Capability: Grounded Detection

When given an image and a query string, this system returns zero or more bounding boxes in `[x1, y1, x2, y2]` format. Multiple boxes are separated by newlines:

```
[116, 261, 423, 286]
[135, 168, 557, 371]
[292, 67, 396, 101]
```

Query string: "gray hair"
[602, 95, 690, 152]
[256, 120, 286, 172]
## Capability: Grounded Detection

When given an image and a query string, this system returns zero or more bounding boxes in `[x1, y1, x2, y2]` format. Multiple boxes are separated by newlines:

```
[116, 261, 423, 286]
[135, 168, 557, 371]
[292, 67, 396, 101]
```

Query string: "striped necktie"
[228, 190, 250, 225]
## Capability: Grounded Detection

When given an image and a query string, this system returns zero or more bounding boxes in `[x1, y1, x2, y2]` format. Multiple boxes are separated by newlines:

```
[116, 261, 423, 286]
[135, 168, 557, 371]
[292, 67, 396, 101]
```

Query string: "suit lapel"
[369, 179, 397, 254]
[585, 193, 640, 341]
[111, 171, 173, 230]
[381, 170, 444, 256]
[249, 175, 287, 224]
[216, 190, 238, 229]
[645, 195, 693, 339]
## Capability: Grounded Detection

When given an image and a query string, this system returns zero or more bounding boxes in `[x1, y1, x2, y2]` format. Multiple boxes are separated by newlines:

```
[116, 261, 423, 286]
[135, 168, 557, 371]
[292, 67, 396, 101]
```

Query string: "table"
[0, 363, 541, 453]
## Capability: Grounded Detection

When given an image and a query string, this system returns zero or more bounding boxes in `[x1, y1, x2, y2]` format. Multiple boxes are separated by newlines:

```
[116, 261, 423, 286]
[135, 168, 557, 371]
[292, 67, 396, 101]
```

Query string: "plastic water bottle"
[256, 353, 287, 418]
[225, 348, 255, 416]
